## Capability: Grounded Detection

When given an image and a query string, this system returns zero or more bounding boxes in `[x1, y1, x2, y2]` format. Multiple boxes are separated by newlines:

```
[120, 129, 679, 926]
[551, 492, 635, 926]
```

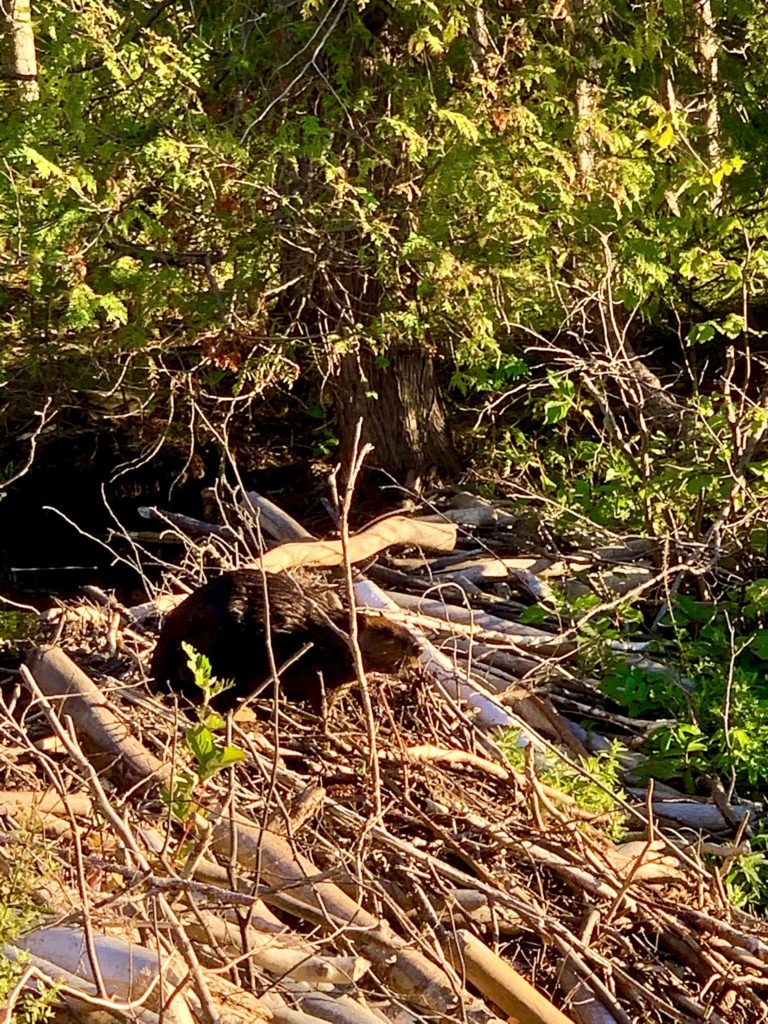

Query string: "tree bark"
[569, 0, 600, 181]
[335, 346, 459, 486]
[0, 0, 39, 103]
[690, 0, 722, 207]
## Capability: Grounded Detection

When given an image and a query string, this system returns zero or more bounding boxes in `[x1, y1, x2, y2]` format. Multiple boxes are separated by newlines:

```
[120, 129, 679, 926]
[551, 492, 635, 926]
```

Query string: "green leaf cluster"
[499, 730, 626, 838]
[161, 644, 244, 823]
[594, 583, 768, 795]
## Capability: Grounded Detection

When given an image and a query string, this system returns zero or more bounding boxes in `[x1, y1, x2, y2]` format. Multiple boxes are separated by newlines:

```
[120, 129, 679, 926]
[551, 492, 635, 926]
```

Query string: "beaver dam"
[1, 488, 767, 1024]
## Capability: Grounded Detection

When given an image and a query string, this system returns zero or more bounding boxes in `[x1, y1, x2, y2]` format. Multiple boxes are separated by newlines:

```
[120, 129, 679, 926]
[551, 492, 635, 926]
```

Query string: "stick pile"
[4, 489, 766, 1024]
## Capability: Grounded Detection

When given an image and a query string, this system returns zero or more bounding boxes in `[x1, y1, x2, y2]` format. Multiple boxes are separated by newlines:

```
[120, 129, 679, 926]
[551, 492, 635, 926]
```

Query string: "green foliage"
[180, 642, 235, 710]
[0, 832, 56, 1022]
[601, 663, 689, 720]
[499, 730, 626, 837]
[4, 0, 768, 436]
[0, 956, 56, 1024]
[593, 585, 768, 794]
[0, 611, 37, 642]
[726, 830, 768, 913]
[637, 723, 711, 793]
[161, 644, 245, 823]
[0, 839, 49, 943]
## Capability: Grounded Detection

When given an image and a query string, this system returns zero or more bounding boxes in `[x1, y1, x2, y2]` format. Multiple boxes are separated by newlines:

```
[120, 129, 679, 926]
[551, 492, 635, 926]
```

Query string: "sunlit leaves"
[436, 108, 480, 143]
[543, 373, 575, 425]
[63, 284, 128, 328]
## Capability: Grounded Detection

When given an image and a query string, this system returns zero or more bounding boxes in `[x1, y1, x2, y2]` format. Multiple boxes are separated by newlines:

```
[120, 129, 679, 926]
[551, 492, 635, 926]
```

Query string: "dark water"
[0, 430, 362, 609]
[0, 436, 190, 606]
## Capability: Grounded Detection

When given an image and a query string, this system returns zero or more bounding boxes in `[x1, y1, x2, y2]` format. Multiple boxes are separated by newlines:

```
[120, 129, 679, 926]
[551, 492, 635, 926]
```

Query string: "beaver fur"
[150, 569, 413, 711]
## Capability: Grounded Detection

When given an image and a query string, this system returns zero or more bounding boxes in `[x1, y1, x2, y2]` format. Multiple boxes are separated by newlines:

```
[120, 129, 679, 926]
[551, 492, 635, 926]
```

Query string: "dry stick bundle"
[22, 496, 593, 1024]
[241, 493, 768, 1021]
[22, 646, 512, 1024]
[28, 489, 768, 1023]
[204, 805, 508, 1024]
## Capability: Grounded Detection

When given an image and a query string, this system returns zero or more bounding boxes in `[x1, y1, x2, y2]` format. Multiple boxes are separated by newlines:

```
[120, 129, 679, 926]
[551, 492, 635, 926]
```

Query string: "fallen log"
[380, 592, 556, 640]
[185, 910, 371, 985]
[0, 789, 93, 820]
[206, 807, 506, 1024]
[24, 647, 172, 789]
[138, 506, 241, 544]
[251, 515, 456, 573]
[446, 928, 576, 1024]
[242, 491, 315, 542]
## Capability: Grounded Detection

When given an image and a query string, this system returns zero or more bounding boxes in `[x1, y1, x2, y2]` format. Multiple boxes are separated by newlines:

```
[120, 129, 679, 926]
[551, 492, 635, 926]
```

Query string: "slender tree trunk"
[0, 0, 39, 102]
[690, 0, 722, 206]
[569, 0, 600, 181]
[693, 0, 722, 162]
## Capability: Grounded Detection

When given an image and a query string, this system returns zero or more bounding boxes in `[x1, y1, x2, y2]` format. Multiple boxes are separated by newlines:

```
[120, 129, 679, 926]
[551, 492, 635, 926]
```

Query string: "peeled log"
[206, 807, 505, 1024]
[446, 929, 577, 1024]
[25, 646, 171, 789]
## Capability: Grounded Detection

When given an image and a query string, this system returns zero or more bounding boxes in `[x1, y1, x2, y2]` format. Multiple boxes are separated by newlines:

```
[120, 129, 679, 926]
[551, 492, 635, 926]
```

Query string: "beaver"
[150, 569, 414, 711]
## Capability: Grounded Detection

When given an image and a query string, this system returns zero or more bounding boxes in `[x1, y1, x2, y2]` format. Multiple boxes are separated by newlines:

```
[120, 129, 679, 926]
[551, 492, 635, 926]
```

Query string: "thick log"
[251, 515, 456, 572]
[25, 647, 171, 789]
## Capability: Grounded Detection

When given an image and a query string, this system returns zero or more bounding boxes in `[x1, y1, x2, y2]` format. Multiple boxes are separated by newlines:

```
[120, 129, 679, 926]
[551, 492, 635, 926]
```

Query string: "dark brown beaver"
[150, 569, 414, 711]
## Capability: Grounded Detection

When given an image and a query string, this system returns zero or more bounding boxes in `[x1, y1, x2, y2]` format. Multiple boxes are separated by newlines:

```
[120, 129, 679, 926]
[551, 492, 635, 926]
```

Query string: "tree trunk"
[335, 347, 459, 486]
[690, 0, 722, 207]
[0, 0, 39, 103]
[569, 0, 600, 181]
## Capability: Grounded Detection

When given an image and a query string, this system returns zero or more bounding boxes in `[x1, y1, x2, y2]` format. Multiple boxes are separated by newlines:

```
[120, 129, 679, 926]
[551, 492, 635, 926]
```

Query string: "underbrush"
[498, 730, 627, 840]
[599, 583, 768, 795]
[594, 582, 768, 911]
[0, 832, 56, 1023]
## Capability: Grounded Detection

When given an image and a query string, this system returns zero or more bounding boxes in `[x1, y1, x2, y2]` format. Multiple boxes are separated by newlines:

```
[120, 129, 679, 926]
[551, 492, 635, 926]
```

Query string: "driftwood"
[2, 943, 191, 1024]
[185, 911, 371, 985]
[558, 965, 622, 1024]
[430, 556, 563, 582]
[265, 993, 385, 1024]
[206, 807, 505, 1024]
[251, 515, 456, 572]
[138, 505, 240, 544]
[419, 506, 514, 527]
[14, 926, 192, 1015]
[650, 800, 750, 831]
[446, 928, 576, 1024]
[0, 789, 93, 820]
[23, 647, 171, 789]
[127, 591, 189, 624]
[380, 592, 558, 641]
[439, 636, 540, 676]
